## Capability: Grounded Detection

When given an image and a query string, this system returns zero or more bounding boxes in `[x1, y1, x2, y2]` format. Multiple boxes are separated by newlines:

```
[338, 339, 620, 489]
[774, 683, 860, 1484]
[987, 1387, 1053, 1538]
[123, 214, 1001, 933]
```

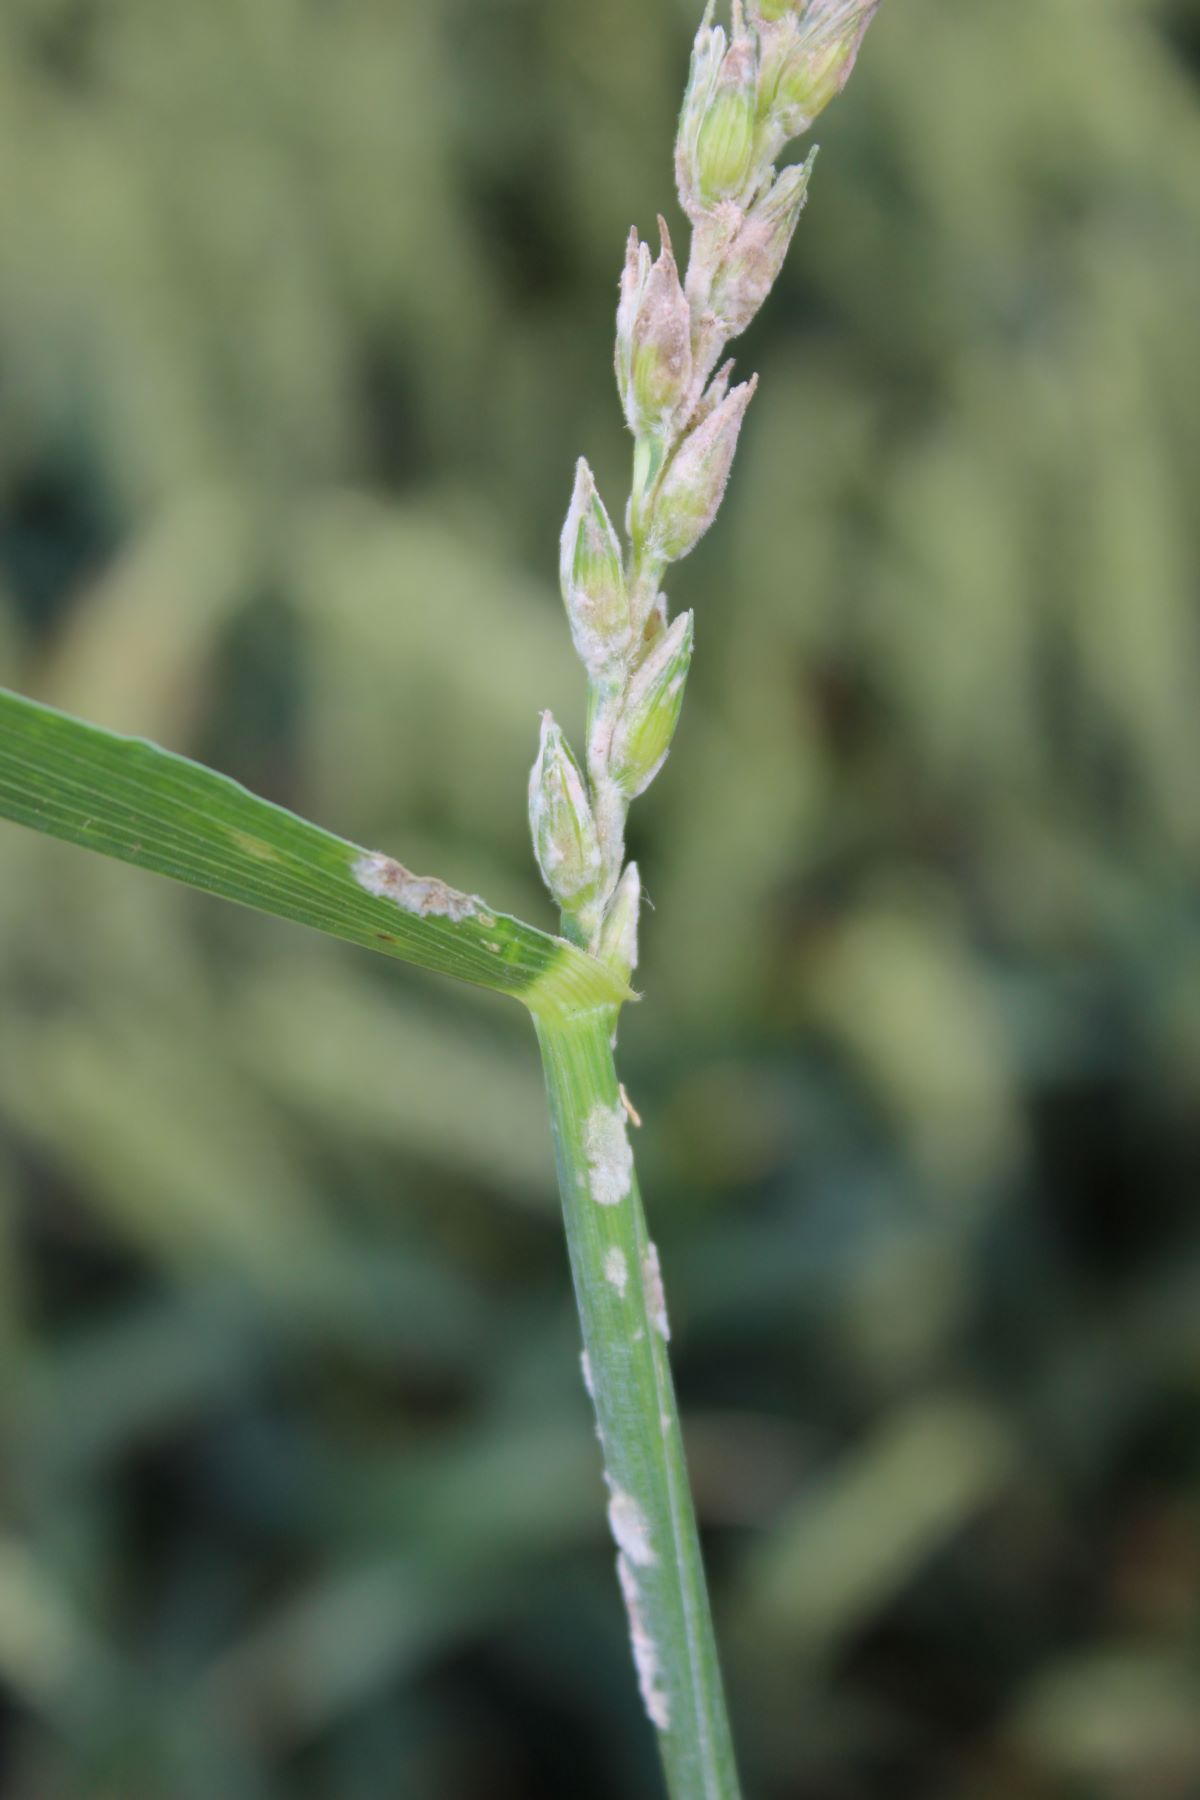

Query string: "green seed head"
[598, 860, 642, 985]
[709, 150, 816, 337]
[610, 611, 695, 800]
[559, 459, 631, 677]
[773, 1, 879, 137]
[676, 8, 761, 219]
[615, 232, 652, 411]
[694, 47, 758, 205]
[649, 376, 757, 565]
[616, 219, 693, 437]
[529, 713, 603, 913]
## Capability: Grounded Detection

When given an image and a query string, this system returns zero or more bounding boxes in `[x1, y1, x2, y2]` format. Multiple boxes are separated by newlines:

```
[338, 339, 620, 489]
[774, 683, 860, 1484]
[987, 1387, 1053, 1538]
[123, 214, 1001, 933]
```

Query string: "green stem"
[531, 1001, 741, 1800]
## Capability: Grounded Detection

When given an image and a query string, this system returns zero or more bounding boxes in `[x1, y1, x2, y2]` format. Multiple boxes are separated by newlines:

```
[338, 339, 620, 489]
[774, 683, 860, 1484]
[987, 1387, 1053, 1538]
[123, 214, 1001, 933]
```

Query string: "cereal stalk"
[533, 1004, 738, 1798]
[529, 4, 881, 1792]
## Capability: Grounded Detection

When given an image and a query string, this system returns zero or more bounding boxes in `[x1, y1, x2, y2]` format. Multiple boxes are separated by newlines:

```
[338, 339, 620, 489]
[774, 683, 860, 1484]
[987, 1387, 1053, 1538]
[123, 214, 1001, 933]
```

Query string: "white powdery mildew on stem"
[353, 852, 487, 924]
[584, 1103, 633, 1207]
[604, 1246, 629, 1297]
[642, 1240, 671, 1340]
[618, 1553, 671, 1732]
[607, 1487, 657, 1568]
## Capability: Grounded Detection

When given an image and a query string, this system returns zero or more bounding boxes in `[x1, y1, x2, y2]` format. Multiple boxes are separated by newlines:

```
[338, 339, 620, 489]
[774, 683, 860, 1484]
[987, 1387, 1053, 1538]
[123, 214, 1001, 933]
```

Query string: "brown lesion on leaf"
[353, 851, 484, 925]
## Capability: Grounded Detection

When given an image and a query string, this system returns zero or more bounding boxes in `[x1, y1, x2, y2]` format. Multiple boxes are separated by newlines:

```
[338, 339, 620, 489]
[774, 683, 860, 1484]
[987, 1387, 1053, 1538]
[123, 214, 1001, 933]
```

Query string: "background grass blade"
[0, 689, 628, 1013]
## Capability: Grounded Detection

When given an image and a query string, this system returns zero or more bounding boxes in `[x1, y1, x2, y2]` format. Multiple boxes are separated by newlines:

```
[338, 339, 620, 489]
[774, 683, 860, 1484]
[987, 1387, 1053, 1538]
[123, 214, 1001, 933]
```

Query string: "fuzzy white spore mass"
[642, 1241, 671, 1341]
[584, 1103, 633, 1206]
[353, 852, 482, 923]
[607, 1487, 657, 1568]
[604, 1246, 629, 1297]
[618, 1553, 671, 1731]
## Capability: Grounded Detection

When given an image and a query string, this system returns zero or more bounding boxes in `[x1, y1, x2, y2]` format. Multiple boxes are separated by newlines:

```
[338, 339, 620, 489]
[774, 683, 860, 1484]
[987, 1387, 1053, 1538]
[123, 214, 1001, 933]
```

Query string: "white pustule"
[584, 1103, 633, 1207]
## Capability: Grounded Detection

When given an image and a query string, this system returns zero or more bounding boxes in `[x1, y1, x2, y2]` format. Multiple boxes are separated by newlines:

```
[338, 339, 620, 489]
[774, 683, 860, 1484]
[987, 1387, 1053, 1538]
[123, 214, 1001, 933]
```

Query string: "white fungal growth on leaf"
[642, 1241, 671, 1340]
[604, 1246, 629, 1297]
[580, 1350, 595, 1400]
[584, 1103, 633, 1206]
[353, 852, 483, 923]
[607, 1487, 656, 1568]
[618, 1553, 671, 1732]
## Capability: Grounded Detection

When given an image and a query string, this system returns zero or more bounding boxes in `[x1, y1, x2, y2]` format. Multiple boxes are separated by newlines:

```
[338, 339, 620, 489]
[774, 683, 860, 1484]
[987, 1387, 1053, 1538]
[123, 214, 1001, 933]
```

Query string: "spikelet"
[533, 0, 881, 967]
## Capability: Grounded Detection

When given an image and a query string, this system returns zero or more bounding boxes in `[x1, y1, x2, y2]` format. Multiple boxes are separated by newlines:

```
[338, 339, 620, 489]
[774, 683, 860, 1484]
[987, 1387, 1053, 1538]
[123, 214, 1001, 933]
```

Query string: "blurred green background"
[2, 1, 1199, 1795]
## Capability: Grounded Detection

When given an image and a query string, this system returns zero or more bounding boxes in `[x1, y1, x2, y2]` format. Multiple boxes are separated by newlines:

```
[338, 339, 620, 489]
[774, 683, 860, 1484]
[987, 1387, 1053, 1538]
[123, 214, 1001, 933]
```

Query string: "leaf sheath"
[534, 1004, 740, 1800]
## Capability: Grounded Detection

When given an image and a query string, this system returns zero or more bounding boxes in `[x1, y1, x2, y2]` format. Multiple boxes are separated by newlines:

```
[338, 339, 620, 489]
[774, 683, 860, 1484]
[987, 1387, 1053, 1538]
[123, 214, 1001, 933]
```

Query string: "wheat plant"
[527, 3, 880, 1791]
[0, 4, 879, 1794]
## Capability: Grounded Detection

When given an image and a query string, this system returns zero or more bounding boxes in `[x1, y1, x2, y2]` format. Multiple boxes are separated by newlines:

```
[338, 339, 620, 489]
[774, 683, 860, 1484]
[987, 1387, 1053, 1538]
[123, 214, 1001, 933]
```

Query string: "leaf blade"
[0, 688, 629, 1013]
